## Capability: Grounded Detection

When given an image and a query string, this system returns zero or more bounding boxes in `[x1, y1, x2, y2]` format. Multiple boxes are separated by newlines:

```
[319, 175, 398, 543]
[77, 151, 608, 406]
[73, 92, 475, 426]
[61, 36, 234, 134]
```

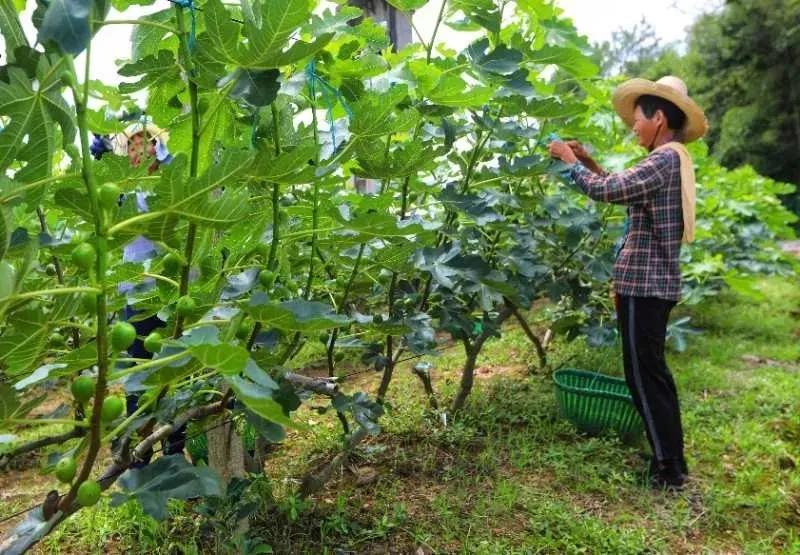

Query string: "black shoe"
[650, 471, 687, 491]
[649, 459, 687, 491]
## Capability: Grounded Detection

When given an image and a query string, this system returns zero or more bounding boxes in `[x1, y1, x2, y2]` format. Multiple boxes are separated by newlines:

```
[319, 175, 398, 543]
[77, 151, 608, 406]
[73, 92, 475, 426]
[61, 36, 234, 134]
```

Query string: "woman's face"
[127, 133, 156, 167]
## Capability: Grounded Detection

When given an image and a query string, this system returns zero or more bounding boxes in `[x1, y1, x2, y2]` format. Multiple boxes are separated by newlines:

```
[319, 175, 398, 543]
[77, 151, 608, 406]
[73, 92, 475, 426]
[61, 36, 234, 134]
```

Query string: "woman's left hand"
[548, 141, 579, 164]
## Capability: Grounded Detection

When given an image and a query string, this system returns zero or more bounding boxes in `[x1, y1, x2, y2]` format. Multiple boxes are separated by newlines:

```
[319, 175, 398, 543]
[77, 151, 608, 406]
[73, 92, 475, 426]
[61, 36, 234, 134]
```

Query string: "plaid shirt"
[570, 148, 683, 301]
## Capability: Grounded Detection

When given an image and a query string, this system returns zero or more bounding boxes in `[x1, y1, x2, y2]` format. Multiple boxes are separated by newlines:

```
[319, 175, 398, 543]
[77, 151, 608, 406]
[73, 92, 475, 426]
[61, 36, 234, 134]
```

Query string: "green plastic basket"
[553, 369, 644, 435]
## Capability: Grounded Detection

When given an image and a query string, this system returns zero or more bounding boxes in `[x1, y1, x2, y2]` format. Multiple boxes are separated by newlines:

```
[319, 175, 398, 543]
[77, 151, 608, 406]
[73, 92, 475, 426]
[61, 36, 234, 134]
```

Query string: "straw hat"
[612, 76, 708, 143]
[112, 120, 170, 156]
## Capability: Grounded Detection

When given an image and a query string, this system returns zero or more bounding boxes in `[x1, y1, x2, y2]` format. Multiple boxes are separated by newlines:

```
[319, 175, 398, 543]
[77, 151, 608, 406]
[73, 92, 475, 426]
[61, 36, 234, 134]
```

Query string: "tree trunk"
[206, 417, 248, 531]
[348, 0, 413, 195]
[376, 336, 394, 403]
[346, 0, 413, 50]
[300, 426, 369, 497]
[451, 344, 478, 413]
[412, 363, 439, 409]
[508, 301, 548, 371]
[450, 307, 514, 413]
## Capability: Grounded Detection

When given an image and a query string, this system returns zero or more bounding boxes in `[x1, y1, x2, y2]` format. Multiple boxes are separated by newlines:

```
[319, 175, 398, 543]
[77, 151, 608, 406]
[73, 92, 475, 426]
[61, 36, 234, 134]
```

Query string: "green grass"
[252, 276, 800, 554]
[4, 276, 799, 554]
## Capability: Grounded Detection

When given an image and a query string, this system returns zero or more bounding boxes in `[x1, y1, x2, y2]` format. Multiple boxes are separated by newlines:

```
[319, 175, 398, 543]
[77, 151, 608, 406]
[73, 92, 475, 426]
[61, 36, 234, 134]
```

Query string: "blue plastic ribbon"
[305, 60, 353, 154]
[174, 0, 197, 51]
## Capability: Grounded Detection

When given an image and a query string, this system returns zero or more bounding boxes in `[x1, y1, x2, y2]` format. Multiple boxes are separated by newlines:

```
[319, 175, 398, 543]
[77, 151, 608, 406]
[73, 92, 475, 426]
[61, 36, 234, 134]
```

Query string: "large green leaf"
[465, 38, 523, 77]
[188, 344, 250, 376]
[526, 97, 586, 118]
[0, 260, 15, 298]
[131, 9, 176, 60]
[0, 175, 44, 207]
[88, 80, 125, 111]
[147, 151, 253, 228]
[118, 50, 181, 94]
[223, 68, 281, 108]
[47, 343, 98, 375]
[49, 293, 81, 322]
[386, 0, 428, 10]
[93, 154, 150, 186]
[527, 45, 598, 78]
[244, 296, 349, 332]
[372, 242, 416, 271]
[198, 0, 332, 70]
[349, 86, 418, 140]
[331, 204, 429, 238]
[0, 0, 28, 63]
[407, 60, 443, 96]
[354, 139, 438, 179]
[86, 108, 125, 134]
[0, 207, 9, 261]
[307, 6, 361, 35]
[0, 383, 19, 420]
[242, 0, 322, 66]
[332, 391, 384, 435]
[427, 74, 494, 108]
[53, 188, 93, 222]
[197, 96, 237, 176]
[38, 0, 91, 55]
[0, 308, 49, 376]
[245, 410, 286, 443]
[37, 0, 109, 56]
[187, 187, 251, 228]
[141, 77, 185, 131]
[111, 455, 223, 520]
[723, 271, 766, 301]
[448, 0, 501, 33]
[166, 91, 236, 174]
[142, 356, 200, 386]
[140, 214, 184, 247]
[439, 186, 512, 226]
[226, 374, 300, 429]
[0, 60, 76, 182]
[333, 52, 389, 79]
[249, 142, 318, 184]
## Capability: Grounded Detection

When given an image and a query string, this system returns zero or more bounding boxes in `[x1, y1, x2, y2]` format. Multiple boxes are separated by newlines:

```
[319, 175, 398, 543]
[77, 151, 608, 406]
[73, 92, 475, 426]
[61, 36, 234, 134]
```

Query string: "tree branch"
[450, 305, 513, 413]
[299, 426, 369, 497]
[411, 364, 438, 410]
[283, 372, 339, 397]
[0, 428, 84, 469]
[506, 299, 548, 370]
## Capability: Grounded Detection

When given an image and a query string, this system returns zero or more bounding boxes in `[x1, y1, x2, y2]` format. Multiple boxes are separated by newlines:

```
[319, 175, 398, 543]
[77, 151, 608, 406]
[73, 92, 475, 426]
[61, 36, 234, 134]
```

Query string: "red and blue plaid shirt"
[570, 148, 684, 301]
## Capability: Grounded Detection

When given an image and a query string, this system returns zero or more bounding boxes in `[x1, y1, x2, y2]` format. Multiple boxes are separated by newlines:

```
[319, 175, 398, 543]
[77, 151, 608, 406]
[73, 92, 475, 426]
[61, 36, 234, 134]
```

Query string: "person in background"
[548, 76, 708, 490]
[92, 119, 185, 463]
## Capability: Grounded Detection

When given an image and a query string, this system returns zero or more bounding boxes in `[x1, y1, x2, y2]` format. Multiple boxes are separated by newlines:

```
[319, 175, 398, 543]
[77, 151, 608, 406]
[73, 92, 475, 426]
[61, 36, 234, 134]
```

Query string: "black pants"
[616, 295, 686, 472]
[124, 308, 186, 460]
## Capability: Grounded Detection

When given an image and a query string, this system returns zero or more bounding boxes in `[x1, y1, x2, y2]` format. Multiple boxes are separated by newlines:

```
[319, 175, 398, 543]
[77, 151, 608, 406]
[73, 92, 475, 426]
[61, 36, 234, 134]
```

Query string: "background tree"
[684, 0, 800, 215]
[596, 1, 800, 217]
[593, 17, 683, 78]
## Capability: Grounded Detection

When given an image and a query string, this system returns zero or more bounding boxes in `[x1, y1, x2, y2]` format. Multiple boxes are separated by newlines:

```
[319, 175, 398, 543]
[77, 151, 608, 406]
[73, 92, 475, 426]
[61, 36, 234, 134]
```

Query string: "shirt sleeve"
[569, 149, 677, 205]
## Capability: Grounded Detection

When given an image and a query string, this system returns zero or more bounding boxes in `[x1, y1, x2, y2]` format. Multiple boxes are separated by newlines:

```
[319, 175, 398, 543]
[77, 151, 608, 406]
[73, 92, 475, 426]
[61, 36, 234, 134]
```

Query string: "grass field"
[3, 277, 798, 554]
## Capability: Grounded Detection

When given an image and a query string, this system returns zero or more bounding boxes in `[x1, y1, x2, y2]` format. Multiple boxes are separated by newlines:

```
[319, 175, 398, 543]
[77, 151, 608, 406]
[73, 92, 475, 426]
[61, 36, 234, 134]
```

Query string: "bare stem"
[172, 5, 201, 338]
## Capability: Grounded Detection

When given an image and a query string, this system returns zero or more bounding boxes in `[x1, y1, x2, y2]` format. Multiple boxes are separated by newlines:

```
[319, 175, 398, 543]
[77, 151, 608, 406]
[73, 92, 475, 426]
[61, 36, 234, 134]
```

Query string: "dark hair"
[635, 95, 687, 131]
